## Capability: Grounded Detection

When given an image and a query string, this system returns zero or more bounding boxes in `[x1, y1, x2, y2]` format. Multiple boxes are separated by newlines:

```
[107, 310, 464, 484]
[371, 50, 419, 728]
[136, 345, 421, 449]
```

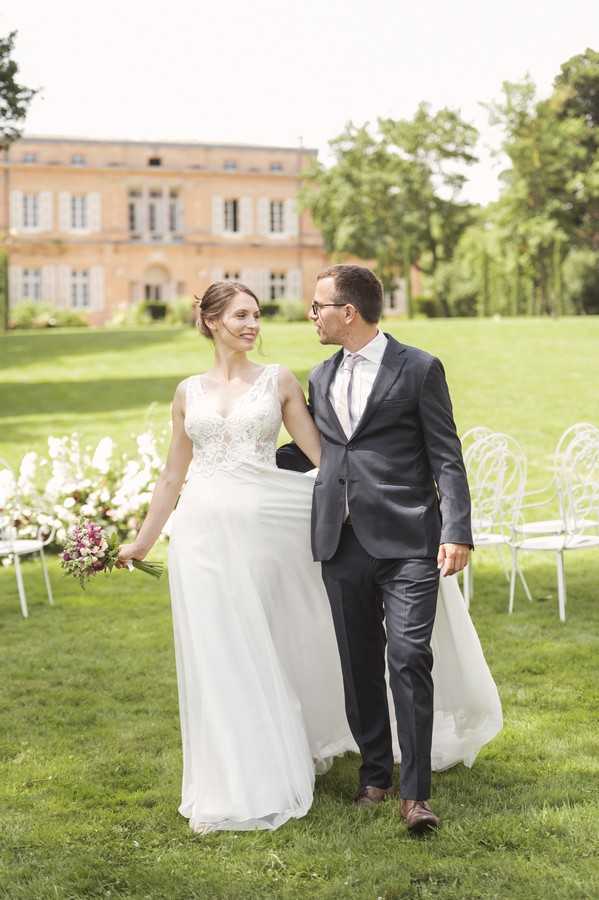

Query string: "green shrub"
[275, 299, 308, 322]
[9, 301, 89, 329]
[260, 302, 280, 317]
[165, 296, 195, 326]
[415, 295, 441, 318]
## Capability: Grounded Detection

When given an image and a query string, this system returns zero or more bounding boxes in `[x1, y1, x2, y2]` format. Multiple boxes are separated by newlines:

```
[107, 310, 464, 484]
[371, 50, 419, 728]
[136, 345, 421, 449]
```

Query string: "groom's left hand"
[437, 543, 470, 577]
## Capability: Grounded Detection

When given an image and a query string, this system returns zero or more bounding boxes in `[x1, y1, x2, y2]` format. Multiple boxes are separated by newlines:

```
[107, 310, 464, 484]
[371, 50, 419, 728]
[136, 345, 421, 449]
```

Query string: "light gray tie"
[339, 353, 362, 437]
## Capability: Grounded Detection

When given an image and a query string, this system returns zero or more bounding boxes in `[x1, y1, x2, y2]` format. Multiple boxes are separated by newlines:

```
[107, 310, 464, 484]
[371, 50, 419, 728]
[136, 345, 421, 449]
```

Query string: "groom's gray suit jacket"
[277, 334, 473, 561]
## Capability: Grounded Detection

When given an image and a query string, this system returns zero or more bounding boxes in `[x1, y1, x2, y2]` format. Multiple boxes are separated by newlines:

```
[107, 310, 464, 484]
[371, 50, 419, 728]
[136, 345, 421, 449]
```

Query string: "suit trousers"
[321, 523, 439, 799]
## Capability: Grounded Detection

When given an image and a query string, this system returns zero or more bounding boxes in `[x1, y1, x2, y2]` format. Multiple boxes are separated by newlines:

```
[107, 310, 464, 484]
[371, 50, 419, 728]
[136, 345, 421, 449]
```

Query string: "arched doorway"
[143, 264, 170, 302]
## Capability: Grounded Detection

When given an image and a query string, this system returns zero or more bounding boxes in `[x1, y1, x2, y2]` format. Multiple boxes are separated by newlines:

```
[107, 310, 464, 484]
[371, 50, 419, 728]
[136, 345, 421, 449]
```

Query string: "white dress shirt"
[329, 330, 388, 433]
[329, 330, 388, 520]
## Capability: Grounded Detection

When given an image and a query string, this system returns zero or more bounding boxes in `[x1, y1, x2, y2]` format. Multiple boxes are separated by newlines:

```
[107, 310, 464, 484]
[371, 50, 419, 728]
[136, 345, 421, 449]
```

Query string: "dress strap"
[263, 364, 280, 397]
[183, 374, 200, 415]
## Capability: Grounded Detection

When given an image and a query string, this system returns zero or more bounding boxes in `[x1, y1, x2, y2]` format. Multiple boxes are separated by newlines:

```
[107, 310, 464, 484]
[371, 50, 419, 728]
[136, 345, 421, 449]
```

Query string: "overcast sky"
[2, 0, 596, 203]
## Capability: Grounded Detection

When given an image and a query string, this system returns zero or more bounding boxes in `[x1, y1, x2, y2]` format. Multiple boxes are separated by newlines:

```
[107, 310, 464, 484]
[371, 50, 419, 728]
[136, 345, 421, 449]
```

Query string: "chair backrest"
[466, 432, 528, 536]
[554, 422, 599, 460]
[461, 427, 493, 469]
[557, 428, 599, 534]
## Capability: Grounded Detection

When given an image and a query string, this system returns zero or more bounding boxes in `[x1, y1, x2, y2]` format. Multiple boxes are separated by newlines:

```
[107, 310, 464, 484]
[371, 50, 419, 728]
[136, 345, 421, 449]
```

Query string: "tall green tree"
[300, 105, 478, 316]
[1, 31, 39, 330]
[1, 31, 38, 148]
[485, 49, 599, 315]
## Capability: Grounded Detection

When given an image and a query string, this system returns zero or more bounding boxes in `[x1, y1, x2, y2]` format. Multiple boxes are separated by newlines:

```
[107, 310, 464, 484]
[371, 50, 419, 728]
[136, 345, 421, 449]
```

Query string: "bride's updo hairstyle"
[193, 281, 260, 340]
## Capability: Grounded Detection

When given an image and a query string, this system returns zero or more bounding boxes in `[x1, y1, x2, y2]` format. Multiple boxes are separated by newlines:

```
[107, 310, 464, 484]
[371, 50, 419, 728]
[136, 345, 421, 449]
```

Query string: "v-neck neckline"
[196, 366, 270, 420]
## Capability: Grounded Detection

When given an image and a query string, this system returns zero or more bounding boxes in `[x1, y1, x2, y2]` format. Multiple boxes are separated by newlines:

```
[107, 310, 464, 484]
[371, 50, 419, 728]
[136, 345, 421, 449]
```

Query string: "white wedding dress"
[167, 364, 502, 833]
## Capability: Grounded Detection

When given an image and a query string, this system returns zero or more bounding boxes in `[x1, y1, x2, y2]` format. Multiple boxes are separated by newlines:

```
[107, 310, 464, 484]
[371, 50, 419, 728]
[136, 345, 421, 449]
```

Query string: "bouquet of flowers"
[60, 520, 163, 588]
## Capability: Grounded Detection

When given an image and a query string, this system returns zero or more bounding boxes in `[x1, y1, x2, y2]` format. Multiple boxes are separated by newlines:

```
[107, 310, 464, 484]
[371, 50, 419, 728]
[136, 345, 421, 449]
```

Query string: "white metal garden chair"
[510, 428, 599, 622]
[0, 458, 55, 619]
[462, 431, 532, 608]
[461, 426, 493, 468]
[514, 423, 599, 539]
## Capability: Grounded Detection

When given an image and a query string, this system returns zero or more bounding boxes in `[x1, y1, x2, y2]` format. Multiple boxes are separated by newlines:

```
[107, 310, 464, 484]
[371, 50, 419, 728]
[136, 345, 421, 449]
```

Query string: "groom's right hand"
[437, 543, 470, 577]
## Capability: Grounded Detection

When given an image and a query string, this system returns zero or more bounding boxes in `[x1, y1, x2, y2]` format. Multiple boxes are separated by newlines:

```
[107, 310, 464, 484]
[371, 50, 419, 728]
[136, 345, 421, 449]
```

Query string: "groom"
[277, 265, 473, 833]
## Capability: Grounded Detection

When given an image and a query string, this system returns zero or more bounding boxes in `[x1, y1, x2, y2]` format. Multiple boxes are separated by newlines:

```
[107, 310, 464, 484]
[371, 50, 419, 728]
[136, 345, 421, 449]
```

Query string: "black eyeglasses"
[311, 301, 346, 316]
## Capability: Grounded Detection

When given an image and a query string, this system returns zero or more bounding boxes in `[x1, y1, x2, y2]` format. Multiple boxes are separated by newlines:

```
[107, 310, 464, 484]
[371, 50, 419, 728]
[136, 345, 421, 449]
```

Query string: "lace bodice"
[184, 365, 282, 477]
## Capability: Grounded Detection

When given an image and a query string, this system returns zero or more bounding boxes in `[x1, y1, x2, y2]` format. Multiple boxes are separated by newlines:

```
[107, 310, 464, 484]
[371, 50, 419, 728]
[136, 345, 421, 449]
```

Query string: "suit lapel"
[316, 349, 346, 440]
[350, 334, 407, 440]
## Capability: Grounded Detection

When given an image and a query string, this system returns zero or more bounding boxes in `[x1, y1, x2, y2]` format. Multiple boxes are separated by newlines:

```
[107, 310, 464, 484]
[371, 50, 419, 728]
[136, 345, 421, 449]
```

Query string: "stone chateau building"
[1, 136, 410, 324]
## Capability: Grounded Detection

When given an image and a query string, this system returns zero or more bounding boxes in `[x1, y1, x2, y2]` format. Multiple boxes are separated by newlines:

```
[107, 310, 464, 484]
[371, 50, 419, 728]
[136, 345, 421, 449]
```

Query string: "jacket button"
[338, 478, 346, 485]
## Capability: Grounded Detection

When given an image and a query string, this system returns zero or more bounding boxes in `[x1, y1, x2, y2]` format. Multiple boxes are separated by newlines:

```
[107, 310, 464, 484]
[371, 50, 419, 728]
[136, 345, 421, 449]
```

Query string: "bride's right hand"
[116, 542, 148, 568]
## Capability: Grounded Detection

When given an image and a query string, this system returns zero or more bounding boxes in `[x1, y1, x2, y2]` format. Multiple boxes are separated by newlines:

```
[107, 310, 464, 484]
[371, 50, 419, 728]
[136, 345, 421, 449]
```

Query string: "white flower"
[63, 497, 76, 509]
[18, 452, 38, 492]
[0, 469, 16, 508]
[91, 437, 114, 475]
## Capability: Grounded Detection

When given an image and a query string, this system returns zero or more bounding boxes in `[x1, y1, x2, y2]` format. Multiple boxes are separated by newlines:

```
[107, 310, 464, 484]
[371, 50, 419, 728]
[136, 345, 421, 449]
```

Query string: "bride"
[117, 280, 502, 834]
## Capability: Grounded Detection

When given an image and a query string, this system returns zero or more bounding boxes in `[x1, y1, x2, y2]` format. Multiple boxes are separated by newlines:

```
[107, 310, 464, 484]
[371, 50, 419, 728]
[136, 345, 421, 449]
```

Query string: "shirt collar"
[343, 329, 387, 365]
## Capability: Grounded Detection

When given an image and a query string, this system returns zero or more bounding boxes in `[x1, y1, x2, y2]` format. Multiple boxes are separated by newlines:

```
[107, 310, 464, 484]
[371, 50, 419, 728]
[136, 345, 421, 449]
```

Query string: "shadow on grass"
[1, 375, 184, 420]
[0, 327, 186, 371]
[1, 366, 317, 431]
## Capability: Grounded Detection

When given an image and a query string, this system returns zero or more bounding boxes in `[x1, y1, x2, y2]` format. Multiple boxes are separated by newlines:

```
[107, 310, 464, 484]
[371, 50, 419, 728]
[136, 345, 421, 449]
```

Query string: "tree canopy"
[301, 48, 599, 316]
[0, 31, 38, 149]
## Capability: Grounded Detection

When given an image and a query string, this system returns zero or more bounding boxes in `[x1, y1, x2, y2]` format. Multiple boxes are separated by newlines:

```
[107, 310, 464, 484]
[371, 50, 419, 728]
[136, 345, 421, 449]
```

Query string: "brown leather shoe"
[400, 799, 440, 833]
[353, 785, 397, 807]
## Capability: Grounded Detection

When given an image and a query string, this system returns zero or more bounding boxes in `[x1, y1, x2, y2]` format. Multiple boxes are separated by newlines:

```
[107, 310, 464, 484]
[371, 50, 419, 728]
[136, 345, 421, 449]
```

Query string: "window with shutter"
[212, 196, 225, 235]
[10, 191, 23, 229]
[71, 270, 91, 309]
[22, 268, 42, 301]
[284, 198, 299, 236]
[257, 198, 269, 235]
[240, 197, 253, 235]
[59, 193, 71, 232]
[71, 195, 88, 230]
[42, 267, 56, 303]
[269, 200, 285, 234]
[90, 267, 105, 310]
[57, 266, 71, 308]
[269, 271, 287, 300]
[224, 199, 239, 233]
[39, 192, 53, 231]
[22, 194, 40, 229]
[287, 269, 302, 301]
[88, 193, 102, 232]
[128, 190, 142, 239]
[256, 270, 270, 301]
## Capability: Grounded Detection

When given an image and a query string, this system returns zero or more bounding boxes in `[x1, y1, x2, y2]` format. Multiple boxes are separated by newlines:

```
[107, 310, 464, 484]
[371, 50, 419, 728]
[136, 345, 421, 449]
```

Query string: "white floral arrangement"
[0, 429, 173, 561]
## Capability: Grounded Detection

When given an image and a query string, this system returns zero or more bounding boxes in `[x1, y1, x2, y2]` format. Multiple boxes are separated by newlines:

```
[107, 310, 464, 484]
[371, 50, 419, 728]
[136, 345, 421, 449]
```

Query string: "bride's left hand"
[116, 542, 148, 569]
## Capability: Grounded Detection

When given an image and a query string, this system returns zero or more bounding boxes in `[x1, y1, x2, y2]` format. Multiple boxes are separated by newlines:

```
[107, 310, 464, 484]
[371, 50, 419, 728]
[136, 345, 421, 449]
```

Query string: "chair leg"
[517, 562, 533, 603]
[39, 548, 54, 606]
[556, 551, 567, 623]
[496, 544, 511, 583]
[508, 547, 518, 614]
[13, 553, 29, 619]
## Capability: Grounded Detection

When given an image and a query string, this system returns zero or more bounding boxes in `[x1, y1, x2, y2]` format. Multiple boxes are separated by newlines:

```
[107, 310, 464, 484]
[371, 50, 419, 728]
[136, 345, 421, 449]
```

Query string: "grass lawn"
[1, 319, 599, 899]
